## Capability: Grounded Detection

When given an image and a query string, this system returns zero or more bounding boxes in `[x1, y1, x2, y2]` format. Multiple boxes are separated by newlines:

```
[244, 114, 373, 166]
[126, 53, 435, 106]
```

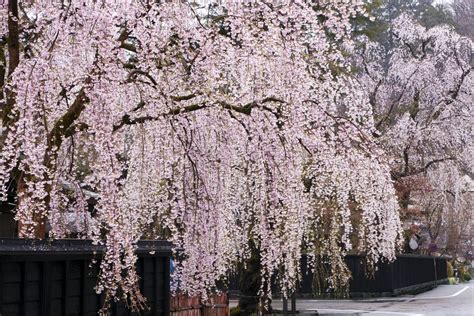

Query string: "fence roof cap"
[0, 238, 172, 256]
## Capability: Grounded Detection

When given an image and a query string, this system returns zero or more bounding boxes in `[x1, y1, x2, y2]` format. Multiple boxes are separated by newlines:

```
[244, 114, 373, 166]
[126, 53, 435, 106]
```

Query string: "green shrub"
[448, 277, 457, 285]
[459, 265, 469, 282]
[230, 306, 240, 316]
[463, 272, 472, 281]
[447, 262, 454, 278]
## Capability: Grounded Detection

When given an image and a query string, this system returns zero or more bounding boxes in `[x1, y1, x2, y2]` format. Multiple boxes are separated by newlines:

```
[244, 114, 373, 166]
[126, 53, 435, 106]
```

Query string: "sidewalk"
[229, 281, 474, 315]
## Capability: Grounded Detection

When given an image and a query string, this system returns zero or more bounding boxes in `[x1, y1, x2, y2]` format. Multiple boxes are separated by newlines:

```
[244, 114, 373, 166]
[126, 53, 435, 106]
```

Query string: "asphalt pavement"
[230, 281, 474, 315]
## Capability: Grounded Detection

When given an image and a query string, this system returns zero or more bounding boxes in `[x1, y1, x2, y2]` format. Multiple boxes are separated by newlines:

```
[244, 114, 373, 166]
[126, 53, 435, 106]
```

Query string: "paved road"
[231, 281, 474, 315]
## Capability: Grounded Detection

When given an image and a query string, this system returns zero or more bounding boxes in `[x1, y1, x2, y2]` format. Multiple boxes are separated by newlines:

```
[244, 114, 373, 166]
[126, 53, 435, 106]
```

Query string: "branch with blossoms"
[112, 96, 286, 132]
[391, 157, 456, 180]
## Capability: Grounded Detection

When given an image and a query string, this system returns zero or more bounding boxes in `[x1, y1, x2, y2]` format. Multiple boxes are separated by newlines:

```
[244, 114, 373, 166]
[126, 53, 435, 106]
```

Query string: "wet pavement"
[230, 281, 474, 315]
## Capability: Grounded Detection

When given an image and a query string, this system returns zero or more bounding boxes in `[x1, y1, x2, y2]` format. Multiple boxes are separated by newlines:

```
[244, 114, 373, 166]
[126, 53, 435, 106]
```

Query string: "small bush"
[458, 265, 468, 282]
[463, 272, 471, 282]
[448, 277, 457, 285]
[230, 306, 240, 316]
[447, 262, 454, 278]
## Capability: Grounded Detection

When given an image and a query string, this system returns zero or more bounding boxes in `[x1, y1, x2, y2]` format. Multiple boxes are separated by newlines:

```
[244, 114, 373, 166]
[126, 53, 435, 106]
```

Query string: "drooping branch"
[417, 157, 455, 174]
[392, 31, 432, 61]
[45, 87, 90, 170]
[127, 69, 157, 86]
[112, 96, 285, 132]
[392, 157, 455, 180]
[447, 68, 471, 103]
[368, 79, 382, 109]
[170, 93, 198, 102]
[303, 99, 373, 144]
[118, 27, 137, 53]
[64, 122, 89, 138]
[113, 102, 207, 132]
[375, 69, 418, 129]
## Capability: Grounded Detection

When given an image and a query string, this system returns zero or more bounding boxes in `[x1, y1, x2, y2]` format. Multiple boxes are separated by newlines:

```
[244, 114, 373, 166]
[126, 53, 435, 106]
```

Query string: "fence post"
[283, 296, 288, 316]
[291, 292, 296, 315]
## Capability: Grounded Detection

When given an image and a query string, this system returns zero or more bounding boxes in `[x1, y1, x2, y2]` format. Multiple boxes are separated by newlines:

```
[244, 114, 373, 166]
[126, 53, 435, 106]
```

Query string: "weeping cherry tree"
[0, 0, 402, 313]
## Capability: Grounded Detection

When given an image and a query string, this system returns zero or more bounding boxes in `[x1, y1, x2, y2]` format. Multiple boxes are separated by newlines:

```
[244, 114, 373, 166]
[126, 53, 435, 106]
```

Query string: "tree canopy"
[5, 0, 471, 313]
[0, 1, 404, 312]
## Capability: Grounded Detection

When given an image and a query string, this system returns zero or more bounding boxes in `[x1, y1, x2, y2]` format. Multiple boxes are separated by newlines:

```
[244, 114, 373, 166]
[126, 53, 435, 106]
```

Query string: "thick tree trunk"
[2, 0, 19, 127]
[7, 0, 19, 76]
[0, 42, 6, 104]
[2, 0, 29, 238]
[445, 210, 459, 256]
[1, 0, 19, 132]
[238, 241, 272, 315]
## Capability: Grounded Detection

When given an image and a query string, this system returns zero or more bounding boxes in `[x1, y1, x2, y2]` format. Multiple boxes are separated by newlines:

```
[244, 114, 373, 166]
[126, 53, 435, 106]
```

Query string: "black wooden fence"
[345, 254, 448, 296]
[228, 254, 448, 298]
[0, 238, 172, 316]
[295, 254, 448, 296]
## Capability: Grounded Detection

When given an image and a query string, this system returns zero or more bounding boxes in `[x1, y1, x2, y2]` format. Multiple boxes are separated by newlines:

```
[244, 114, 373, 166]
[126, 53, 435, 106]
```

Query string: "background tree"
[353, 0, 453, 48]
[451, 0, 474, 40]
[355, 12, 473, 257]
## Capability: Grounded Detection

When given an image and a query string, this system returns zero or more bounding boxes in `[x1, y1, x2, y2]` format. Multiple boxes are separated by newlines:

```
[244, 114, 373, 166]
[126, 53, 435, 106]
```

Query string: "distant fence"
[0, 238, 172, 316]
[346, 254, 448, 295]
[228, 254, 448, 298]
[170, 293, 229, 316]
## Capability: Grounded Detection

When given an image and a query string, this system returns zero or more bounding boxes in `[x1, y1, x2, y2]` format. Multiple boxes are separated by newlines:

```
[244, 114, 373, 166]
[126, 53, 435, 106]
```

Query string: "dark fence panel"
[436, 257, 448, 280]
[347, 254, 448, 295]
[227, 254, 448, 298]
[0, 179, 17, 238]
[0, 238, 172, 316]
[346, 255, 394, 294]
[390, 255, 434, 291]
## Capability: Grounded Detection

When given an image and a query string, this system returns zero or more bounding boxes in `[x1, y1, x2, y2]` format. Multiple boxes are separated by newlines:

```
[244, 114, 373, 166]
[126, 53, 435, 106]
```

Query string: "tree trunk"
[7, 0, 20, 77]
[1, 0, 19, 133]
[238, 241, 272, 315]
[2, 0, 19, 128]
